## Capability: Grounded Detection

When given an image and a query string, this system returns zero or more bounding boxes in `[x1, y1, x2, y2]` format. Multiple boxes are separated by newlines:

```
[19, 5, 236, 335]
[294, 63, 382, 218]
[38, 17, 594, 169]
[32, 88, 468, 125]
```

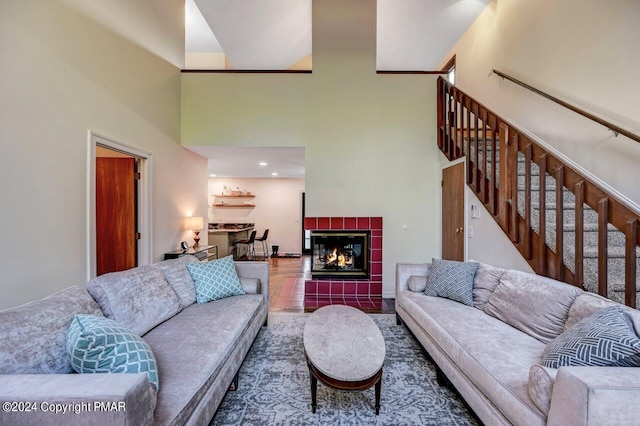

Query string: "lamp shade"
[186, 216, 204, 230]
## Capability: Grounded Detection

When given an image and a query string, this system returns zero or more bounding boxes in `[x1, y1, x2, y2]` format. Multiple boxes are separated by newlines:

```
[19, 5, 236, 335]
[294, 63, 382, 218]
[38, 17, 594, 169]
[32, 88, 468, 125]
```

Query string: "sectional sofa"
[0, 256, 269, 425]
[396, 260, 640, 426]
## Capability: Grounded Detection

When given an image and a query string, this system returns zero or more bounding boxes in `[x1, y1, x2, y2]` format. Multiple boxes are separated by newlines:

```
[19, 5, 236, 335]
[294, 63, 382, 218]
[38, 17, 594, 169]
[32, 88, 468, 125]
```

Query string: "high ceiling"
[184, 0, 490, 177]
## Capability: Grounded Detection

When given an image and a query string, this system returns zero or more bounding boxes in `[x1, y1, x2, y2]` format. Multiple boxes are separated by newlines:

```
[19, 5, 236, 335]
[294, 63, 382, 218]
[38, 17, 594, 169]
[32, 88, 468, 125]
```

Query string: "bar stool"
[255, 229, 269, 259]
[235, 230, 256, 260]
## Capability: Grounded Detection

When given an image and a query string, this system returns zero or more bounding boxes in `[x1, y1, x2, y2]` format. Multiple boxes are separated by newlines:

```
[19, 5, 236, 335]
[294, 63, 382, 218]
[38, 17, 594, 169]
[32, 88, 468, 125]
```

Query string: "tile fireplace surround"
[304, 216, 382, 309]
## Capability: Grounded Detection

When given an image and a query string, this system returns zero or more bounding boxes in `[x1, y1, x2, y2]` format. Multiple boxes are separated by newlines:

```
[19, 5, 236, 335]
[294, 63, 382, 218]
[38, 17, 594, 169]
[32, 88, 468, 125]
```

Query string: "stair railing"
[437, 77, 640, 308]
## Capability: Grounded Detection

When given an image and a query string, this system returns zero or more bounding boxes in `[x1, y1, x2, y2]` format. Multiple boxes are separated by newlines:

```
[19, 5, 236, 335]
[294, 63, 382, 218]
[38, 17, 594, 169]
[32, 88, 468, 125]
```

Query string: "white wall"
[0, 0, 208, 309]
[183, 0, 443, 296]
[439, 0, 640, 205]
[438, 0, 640, 269]
[208, 178, 305, 255]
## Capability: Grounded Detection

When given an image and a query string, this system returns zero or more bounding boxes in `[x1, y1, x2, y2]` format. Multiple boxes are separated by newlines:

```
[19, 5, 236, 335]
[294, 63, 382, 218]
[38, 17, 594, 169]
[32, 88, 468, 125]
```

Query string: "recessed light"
[209, 174, 216, 177]
[271, 172, 278, 176]
[259, 161, 268, 166]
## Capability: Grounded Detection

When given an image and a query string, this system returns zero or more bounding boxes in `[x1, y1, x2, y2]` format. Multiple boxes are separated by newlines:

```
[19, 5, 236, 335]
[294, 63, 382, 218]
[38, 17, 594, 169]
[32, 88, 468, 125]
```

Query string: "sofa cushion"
[542, 306, 640, 369]
[473, 262, 505, 311]
[424, 258, 478, 306]
[398, 291, 546, 425]
[156, 255, 199, 308]
[186, 256, 245, 304]
[484, 269, 582, 343]
[143, 294, 265, 425]
[0, 286, 103, 374]
[239, 277, 261, 294]
[67, 314, 159, 391]
[528, 364, 557, 415]
[566, 292, 640, 336]
[408, 275, 428, 292]
[86, 265, 182, 336]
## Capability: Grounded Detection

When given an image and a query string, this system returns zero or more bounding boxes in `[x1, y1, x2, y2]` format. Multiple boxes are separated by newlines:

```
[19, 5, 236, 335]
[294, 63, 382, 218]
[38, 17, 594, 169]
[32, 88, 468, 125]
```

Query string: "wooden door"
[96, 158, 137, 275]
[442, 162, 465, 261]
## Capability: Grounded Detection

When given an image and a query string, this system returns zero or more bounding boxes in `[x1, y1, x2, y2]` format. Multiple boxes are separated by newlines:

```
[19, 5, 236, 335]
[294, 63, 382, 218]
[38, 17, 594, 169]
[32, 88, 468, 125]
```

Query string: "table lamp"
[187, 216, 204, 248]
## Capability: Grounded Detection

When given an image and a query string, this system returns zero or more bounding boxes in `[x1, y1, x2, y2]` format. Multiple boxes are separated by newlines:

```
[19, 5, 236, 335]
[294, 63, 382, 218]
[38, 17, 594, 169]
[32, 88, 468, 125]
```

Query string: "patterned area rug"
[211, 313, 479, 425]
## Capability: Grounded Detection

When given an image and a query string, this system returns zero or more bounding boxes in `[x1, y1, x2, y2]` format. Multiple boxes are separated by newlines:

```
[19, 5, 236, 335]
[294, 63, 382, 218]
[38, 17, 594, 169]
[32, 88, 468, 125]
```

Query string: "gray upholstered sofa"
[396, 261, 640, 426]
[0, 256, 269, 425]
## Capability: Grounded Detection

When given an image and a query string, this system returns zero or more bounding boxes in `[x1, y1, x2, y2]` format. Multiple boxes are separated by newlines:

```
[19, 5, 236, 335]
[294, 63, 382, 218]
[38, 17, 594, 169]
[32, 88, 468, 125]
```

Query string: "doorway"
[441, 162, 465, 261]
[87, 132, 152, 280]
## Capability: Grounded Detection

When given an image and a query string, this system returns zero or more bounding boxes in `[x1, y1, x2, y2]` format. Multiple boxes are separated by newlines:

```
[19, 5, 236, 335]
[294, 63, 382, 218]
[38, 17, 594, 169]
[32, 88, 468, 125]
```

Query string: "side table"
[164, 245, 218, 262]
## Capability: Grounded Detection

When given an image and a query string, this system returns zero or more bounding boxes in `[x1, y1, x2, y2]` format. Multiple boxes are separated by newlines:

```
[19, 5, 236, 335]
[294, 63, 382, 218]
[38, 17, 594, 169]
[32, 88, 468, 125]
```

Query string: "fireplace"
[311, 231, 369, 279]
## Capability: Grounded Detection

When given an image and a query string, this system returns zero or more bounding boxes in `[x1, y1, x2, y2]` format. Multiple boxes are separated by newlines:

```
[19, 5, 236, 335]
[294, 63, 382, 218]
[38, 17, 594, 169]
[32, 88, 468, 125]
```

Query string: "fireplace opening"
[311, 231, 369, 279]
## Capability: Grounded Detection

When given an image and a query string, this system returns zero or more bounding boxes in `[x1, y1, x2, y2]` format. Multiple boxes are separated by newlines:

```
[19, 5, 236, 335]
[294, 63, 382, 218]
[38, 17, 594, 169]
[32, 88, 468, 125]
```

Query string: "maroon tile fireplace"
[304, 216, 382, 308]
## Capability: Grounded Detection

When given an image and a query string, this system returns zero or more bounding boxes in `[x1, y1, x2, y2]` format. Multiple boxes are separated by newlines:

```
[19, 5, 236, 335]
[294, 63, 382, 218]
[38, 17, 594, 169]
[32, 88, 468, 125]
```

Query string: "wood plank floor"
[266, 255, 395, 313]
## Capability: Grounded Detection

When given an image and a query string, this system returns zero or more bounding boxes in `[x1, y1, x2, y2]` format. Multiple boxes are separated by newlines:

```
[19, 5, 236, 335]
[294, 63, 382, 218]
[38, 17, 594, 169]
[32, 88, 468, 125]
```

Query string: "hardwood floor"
[266, 255, 395, 313]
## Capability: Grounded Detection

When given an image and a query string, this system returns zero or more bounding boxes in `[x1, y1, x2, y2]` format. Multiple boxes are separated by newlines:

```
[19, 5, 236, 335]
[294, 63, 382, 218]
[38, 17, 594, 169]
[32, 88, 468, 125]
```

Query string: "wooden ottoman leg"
[309, 370, 318, 413]
[375, 374, 382, 415]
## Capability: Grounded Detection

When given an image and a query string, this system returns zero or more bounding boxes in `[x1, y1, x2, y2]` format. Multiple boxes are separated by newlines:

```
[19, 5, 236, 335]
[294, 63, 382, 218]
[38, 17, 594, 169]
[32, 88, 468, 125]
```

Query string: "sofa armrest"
[235, 261, 269, 302]
[0, 373, 155, 426]
[395, 263, 430, 295]
[547, 367, 640, 426]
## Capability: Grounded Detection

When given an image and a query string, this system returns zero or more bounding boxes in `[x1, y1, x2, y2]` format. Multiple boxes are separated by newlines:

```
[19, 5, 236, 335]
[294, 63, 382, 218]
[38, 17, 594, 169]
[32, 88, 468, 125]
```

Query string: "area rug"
[211, 313, 479, 425]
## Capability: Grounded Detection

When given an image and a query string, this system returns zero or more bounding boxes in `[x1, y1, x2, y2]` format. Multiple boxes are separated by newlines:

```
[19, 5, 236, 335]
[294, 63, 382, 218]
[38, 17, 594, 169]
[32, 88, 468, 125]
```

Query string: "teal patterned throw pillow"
[186, 255, 245, 304]
[66, 314, 159, 390]
[425, 258, 479, 306]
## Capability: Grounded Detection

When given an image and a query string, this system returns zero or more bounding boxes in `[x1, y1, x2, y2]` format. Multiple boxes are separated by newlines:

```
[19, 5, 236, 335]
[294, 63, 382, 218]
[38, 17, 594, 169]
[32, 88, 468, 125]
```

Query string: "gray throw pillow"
[156, 255, 198, 308]
[0, 286, 103, 374]
[424, 259, 479, 306]
[86, 265, 182, 336]
[542, 306, 640, 369]
[407, 275, 428, 292]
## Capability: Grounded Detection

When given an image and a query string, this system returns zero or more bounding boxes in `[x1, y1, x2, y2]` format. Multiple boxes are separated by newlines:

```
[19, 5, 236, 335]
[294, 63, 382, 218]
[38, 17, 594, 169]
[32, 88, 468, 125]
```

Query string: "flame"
[326, 248, 347, 267]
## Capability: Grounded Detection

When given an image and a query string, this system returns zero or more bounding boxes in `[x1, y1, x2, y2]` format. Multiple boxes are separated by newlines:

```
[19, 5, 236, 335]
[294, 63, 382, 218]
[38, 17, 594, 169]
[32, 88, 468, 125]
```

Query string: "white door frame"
[87, 131, 153, 280]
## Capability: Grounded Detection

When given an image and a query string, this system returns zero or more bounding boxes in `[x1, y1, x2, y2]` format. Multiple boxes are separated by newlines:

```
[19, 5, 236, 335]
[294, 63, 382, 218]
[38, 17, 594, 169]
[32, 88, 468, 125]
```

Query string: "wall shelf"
[212, 193, 256, 208]
[213, 204, 255, 208]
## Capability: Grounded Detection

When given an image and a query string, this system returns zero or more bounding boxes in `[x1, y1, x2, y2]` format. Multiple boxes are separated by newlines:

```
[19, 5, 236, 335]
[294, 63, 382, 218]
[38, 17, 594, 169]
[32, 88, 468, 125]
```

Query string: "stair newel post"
[574, 181, 585, 289]
[437, 78, 444, 152]
[554, 166, 565, 281]
[524, 144, 533, 259]
[445, 88, 452, 158]
[625, 218, 637, 308]
[597, 198, 609, 297]
[509, 131, 520, 243]
[539, 154, 548, 274]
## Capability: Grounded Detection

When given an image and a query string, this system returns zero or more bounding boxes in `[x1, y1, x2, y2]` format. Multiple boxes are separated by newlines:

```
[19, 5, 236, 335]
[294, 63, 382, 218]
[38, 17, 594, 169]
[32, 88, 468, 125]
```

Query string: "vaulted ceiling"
[184, 0, 490, 176]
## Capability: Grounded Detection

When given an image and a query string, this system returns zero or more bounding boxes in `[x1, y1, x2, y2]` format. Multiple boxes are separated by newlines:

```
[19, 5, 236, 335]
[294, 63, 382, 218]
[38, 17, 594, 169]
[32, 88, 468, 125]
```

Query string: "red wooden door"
[442, 162, 465, 261]
[96, 158, 137, 275]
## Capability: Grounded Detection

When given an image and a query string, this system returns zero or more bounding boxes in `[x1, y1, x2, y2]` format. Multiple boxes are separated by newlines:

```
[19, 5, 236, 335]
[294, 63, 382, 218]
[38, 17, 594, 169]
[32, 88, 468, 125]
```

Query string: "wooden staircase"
[437, 78, 640, 308]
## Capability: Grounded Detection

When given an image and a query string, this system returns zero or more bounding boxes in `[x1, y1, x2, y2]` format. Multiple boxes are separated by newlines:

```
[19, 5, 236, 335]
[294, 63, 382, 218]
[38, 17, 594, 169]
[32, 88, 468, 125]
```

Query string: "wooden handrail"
[492, 69, 640, 145]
